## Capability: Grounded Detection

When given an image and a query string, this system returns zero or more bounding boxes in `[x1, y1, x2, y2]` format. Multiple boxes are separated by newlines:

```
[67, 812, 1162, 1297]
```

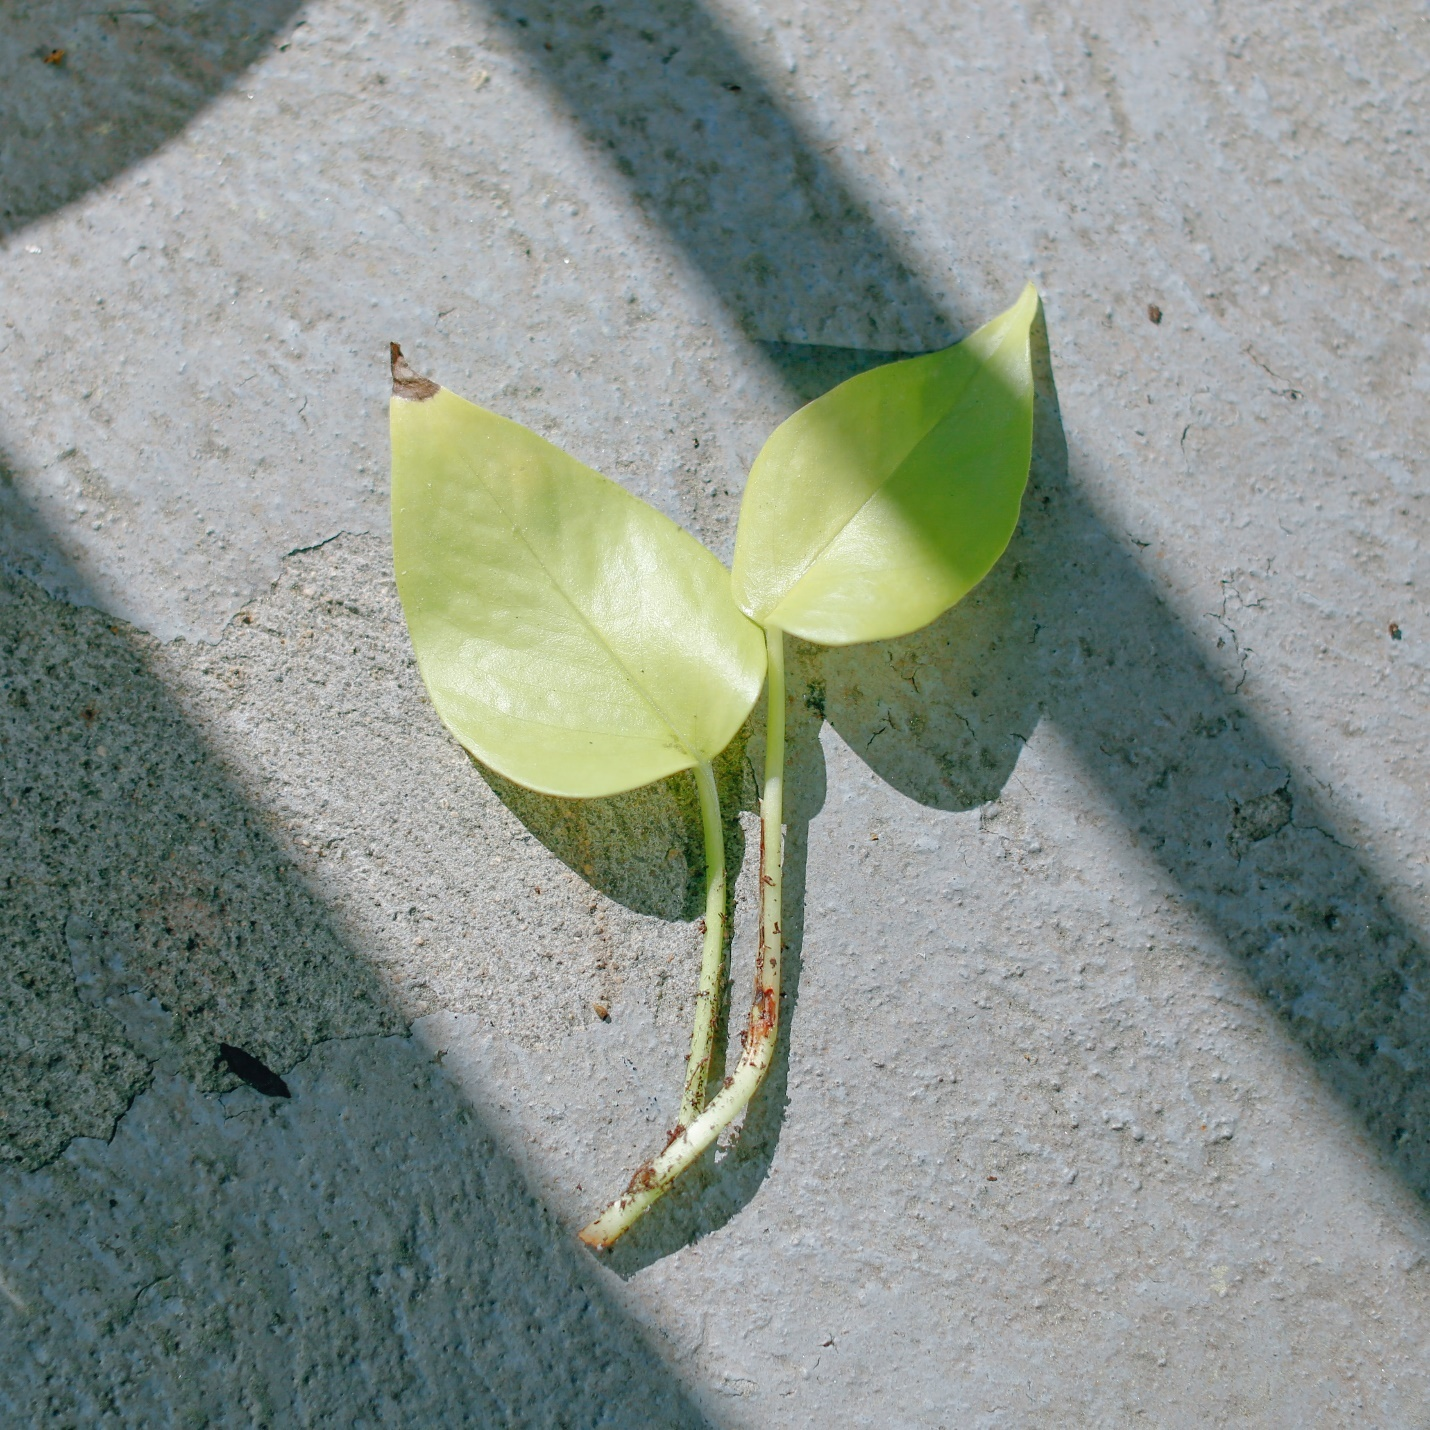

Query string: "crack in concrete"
[21, 1019, 414, 1176]
[1209, 576, 1257, 694]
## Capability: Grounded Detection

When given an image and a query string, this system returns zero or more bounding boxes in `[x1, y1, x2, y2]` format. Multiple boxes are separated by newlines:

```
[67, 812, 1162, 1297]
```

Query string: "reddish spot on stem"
[625, 1162, 659, 1195]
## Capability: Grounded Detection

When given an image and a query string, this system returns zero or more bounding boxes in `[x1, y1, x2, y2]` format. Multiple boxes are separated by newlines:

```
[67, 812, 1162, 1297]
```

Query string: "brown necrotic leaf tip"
[390, 342, 439, 401]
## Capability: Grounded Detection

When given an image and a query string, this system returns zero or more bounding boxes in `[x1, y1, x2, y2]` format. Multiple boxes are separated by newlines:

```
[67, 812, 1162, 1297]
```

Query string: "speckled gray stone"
[2, 0, 1428, 1423]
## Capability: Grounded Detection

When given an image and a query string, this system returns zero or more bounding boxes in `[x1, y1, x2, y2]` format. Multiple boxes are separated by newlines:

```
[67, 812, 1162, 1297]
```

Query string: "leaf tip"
[390, 342, 440, 402]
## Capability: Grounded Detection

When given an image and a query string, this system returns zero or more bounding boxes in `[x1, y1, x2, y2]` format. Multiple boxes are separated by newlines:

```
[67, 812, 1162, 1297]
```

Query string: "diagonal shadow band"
[820, 320, 1430, 1196]
[484, 0, 945, 352]
[477, 0, 1430, 1211]
[0, 456, 709, 1422]
[0, 0, 1420, 1334]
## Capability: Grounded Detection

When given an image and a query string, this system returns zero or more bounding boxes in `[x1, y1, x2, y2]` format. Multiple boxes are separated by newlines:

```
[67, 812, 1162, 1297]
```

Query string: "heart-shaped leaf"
[731, 284, 1038, 645]
[390, 348, 766, 799]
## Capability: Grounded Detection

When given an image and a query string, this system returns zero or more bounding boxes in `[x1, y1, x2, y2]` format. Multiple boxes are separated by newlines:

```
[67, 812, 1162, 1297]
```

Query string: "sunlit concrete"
[2, 0, 1427, 1422]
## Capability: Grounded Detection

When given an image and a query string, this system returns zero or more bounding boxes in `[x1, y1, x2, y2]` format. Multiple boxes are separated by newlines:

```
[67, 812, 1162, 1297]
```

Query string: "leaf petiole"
[391, 287, 1038, 1248]
[678, 760, 728, 1129]
[579, 628, 786, 1249]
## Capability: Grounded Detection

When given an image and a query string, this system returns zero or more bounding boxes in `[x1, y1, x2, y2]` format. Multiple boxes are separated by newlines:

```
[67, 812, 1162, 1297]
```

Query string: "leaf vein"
[451, 437, 695, 761]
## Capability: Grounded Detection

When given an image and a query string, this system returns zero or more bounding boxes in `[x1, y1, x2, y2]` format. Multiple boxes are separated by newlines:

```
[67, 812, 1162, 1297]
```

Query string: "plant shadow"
[810, 315, 1056, 812]
[476, 727, 756, 924]
[485, 0, 1430, 1225]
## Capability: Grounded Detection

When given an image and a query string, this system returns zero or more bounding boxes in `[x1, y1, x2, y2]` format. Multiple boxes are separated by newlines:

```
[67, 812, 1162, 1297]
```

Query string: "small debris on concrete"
[218, 1044, 291, 1099]
[1230, 786, 1293, 851]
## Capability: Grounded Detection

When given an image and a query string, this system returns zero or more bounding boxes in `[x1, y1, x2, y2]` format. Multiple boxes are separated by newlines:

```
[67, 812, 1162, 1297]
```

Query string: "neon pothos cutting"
[388, 284, 1039, 1248]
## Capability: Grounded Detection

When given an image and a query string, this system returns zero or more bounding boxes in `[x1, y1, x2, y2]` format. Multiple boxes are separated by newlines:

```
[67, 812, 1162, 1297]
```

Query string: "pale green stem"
[580, 627, 786, 1250]
[678, 761, 727, 1128]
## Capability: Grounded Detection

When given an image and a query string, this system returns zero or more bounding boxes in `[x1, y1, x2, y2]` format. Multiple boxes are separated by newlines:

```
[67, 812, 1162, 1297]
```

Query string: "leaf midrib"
[453, 433, 699, 763]
[761, 323, 1019, 625]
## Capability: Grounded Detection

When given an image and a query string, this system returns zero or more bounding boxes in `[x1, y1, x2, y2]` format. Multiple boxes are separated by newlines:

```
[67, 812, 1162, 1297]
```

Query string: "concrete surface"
[2, 0, 1428, 1423]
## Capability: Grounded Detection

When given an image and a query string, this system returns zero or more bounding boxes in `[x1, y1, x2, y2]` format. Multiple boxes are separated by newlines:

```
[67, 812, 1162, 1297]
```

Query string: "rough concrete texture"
[1, 0, 1428, 1423]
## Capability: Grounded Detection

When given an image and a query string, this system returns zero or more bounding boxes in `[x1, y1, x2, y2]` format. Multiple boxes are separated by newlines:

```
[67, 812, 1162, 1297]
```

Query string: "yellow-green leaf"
[731, 283, 1038, 645]
[390, 350, 766, 799]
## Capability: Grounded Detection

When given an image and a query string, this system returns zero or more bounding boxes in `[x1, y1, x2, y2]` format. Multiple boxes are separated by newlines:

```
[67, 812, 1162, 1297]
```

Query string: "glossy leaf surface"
[391, 363, 766, 798]
[731, 283, 1038, 645]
